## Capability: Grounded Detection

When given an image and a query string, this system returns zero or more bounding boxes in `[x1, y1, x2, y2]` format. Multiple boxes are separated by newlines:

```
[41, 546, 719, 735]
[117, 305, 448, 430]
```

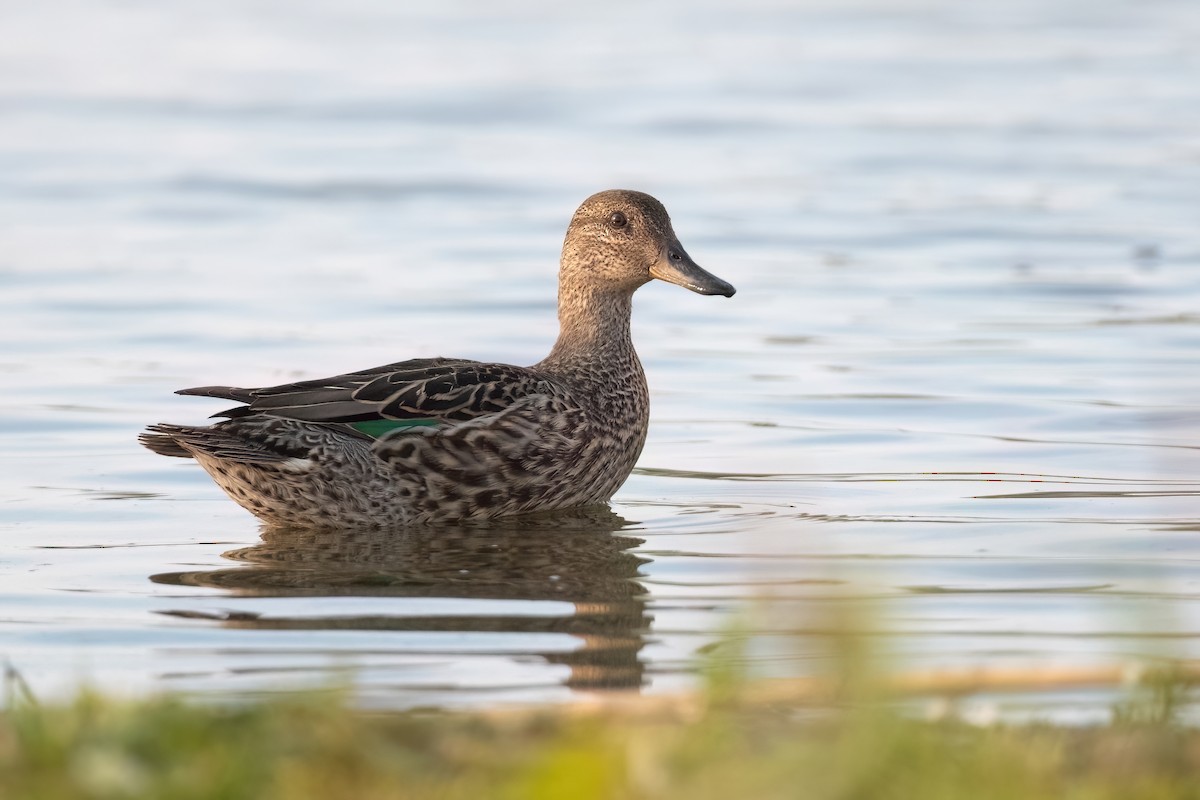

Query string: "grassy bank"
[3, 671, 1199, 800]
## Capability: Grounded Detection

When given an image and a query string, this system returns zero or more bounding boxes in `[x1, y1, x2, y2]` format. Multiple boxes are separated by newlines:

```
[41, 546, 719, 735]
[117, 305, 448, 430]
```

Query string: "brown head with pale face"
[560, 189, 736, 298]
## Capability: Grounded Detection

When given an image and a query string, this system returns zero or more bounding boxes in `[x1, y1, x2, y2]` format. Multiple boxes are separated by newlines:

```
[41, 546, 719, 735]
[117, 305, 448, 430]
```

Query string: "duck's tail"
[139, 424, 197, 458]
[140, 418, 345, 465]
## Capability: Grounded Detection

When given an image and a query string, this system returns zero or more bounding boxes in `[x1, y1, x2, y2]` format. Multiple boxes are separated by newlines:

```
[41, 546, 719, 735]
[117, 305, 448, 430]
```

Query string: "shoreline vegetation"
[3, 654, 1198, 800]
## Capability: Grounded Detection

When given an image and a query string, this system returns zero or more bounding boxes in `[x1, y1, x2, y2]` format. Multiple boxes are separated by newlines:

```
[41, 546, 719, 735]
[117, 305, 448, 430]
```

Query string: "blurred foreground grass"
[3, 659, 1199, 800]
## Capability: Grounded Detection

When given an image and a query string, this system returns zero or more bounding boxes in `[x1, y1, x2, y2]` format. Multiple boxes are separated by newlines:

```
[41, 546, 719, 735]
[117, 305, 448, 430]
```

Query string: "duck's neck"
[538, 282, 640, 378]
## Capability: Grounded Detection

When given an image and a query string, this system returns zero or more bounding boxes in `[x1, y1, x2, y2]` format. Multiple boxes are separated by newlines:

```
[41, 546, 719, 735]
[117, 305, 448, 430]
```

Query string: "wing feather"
[174, 357, 547, 431]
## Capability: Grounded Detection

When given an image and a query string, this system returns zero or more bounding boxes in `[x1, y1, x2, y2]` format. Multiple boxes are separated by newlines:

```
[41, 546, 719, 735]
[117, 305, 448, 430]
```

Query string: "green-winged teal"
[141, 190, 735, 527]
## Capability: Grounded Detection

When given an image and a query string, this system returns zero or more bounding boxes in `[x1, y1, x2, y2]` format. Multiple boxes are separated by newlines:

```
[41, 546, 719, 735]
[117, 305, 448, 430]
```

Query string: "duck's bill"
[651, 242, 736, 297]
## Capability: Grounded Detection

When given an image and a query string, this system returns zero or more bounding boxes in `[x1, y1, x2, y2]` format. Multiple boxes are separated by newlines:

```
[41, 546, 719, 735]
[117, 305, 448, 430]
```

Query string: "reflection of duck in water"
[153, 508, 651, 691]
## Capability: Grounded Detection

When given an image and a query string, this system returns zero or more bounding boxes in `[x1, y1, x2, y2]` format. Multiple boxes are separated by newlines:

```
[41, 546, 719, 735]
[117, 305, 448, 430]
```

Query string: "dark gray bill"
[650, 242, 736, 297]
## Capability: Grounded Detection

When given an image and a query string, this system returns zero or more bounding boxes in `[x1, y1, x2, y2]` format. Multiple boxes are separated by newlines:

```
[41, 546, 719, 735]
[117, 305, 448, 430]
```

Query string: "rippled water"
[2, 0, 1199, 717]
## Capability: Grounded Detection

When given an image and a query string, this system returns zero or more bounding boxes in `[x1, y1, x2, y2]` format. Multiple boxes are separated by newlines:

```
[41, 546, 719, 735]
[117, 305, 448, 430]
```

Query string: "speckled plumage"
[140, 190, 735, 528]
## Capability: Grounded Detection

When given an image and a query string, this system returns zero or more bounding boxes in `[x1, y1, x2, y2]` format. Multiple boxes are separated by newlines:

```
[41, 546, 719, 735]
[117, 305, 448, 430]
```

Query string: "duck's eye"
[608, 211, 628, 229]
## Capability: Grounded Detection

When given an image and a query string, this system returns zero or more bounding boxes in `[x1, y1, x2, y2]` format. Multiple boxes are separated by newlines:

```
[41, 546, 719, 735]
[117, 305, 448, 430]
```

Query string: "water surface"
[1, 0, 1198, 718]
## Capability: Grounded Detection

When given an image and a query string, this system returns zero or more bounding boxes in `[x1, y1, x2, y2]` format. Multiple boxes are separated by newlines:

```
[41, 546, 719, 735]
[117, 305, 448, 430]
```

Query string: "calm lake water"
[2, 0, 1198, 719]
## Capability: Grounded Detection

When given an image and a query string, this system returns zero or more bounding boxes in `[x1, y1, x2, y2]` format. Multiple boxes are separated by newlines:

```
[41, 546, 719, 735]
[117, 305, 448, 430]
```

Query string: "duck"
[140, 189, 735, 528]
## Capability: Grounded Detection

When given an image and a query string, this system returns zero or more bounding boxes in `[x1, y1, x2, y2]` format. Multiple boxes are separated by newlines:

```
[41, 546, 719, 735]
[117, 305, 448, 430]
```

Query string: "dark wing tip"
[176, 385, 256, 401]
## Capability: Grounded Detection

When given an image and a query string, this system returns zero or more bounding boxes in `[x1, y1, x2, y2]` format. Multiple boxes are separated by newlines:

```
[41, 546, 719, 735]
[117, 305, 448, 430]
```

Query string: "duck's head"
[561, 189, 736, 298]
